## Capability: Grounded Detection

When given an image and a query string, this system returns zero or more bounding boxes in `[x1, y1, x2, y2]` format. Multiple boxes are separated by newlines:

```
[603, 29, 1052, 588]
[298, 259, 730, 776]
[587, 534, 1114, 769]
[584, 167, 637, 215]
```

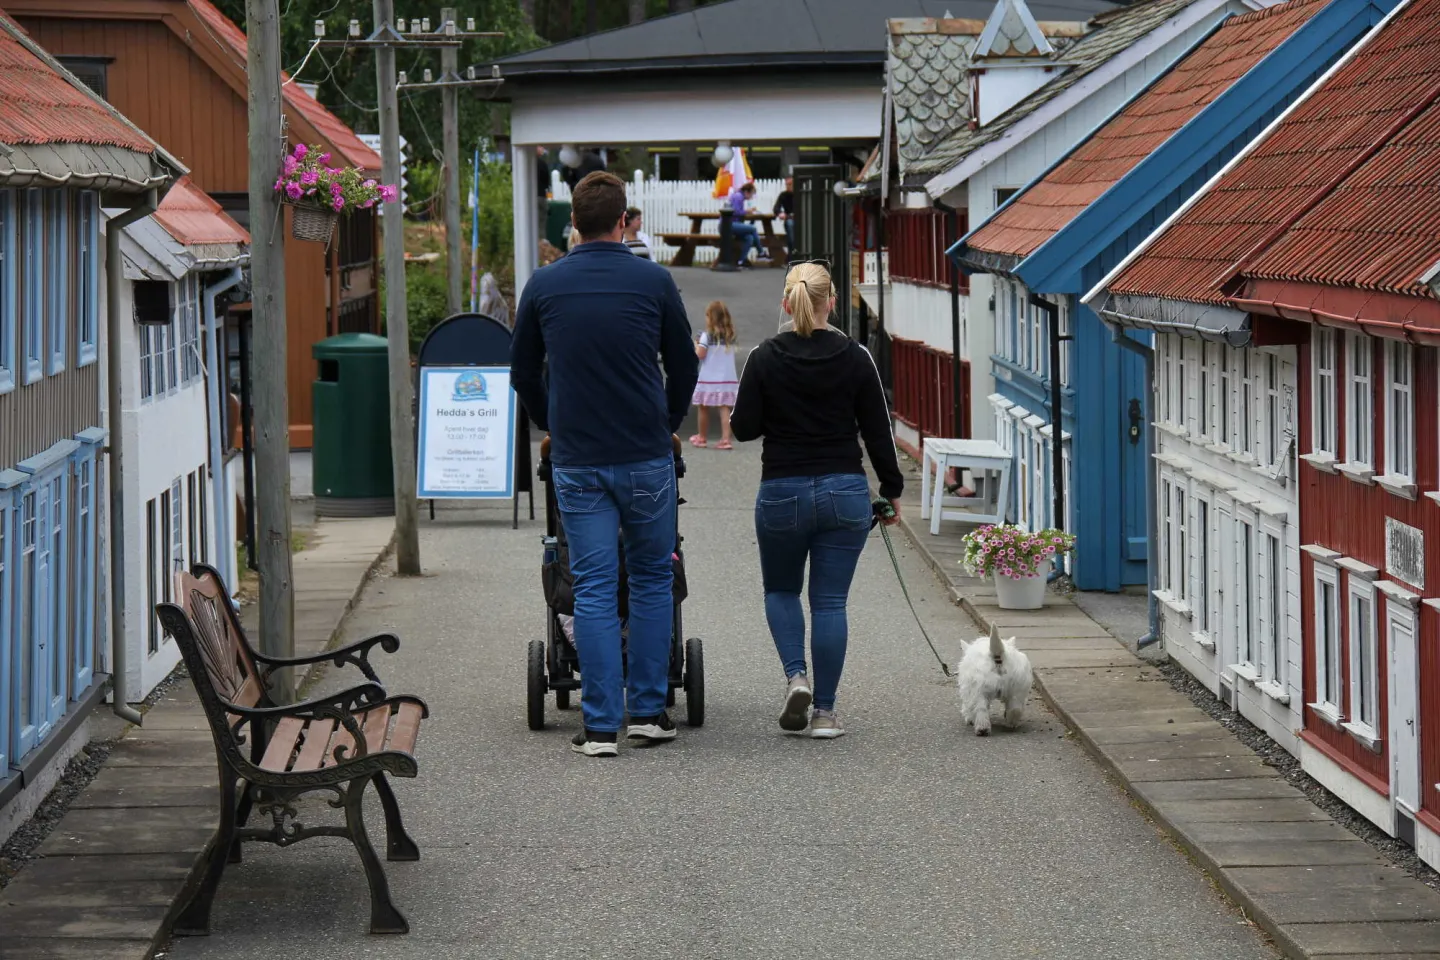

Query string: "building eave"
[1231, 277, 1440, 346]
[1092, 290, 1252, 345]
[0, 141, 172, 192]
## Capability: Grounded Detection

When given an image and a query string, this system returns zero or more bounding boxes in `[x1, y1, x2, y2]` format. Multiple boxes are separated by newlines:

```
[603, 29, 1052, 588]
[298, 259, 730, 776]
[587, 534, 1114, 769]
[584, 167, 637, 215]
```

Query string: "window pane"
[1267, 535, 1282, 683]
[1198, 500, 1210, 632]
[1355, 595, 1373, 726]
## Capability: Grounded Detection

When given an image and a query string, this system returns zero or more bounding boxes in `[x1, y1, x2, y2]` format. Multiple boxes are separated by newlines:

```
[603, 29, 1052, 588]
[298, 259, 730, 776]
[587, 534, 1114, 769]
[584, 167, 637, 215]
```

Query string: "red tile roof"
[968, 0, 1325, 259]
[0, 14, 154, 153]
[152, 176, 249, 247]
[1107, 0, 1440, 303]
[188, 0, 381, 173]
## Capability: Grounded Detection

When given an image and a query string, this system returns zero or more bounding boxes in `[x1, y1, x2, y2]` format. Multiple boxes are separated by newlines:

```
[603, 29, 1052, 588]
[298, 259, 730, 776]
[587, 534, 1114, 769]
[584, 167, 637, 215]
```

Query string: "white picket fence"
[550, 172, 785, 265]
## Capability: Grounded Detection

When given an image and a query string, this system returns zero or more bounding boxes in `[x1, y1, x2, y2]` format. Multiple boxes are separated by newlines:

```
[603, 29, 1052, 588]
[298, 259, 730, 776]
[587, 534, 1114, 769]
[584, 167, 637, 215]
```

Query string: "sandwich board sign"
[417, 366, 516, 498]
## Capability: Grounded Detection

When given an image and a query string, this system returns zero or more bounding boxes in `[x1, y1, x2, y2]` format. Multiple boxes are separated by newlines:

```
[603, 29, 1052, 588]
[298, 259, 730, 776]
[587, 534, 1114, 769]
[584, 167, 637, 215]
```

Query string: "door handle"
[1128, 398, 1142, 445]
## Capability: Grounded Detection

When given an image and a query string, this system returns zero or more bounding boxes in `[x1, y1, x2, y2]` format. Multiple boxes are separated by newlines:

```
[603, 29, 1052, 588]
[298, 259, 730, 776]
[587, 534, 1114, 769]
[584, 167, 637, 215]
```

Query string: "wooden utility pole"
[441, 6, 463, 317]
[374, 0, 422, 575]
[629, 0, 647, 23]
[245, 0, 295, 697]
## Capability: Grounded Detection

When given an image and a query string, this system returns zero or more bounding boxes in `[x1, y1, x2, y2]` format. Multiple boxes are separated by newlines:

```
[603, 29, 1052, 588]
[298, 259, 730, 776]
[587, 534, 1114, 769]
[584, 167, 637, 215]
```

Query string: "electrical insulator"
[445, 19, 457, 36]
[466, 18, 476, 31]
[398, 70, 408, 85]
[421, 17, 431, 32]
[396, 17, 407, 31]
[466, 65, 476, 80]
[349, 19, 361, 36]
[313, 20, 325, 37]
[423, 68, 433, 83]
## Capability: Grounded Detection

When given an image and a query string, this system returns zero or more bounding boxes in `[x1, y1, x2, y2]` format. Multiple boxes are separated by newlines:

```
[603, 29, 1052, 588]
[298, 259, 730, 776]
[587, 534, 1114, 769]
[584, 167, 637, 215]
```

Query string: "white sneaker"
[810, 710, 845, 739]
[779, 673, 812, 732]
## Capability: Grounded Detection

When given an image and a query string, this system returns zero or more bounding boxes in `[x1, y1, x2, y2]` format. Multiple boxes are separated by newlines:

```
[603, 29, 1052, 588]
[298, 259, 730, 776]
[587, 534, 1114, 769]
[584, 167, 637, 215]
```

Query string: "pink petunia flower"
[293, 143, 308, 159]
[301, 171, 319, 185]
[379, 184, 398, 203]
[285, 182, 303, 201]
[318, 152, 331, 164]
[332, 195, 345, 211]
[283, 155, 299, 175]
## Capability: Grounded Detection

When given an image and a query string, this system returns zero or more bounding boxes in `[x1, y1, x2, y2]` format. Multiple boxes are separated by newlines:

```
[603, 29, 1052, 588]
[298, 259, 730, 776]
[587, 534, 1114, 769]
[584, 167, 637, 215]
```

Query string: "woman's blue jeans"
[754, 474, 872, 710]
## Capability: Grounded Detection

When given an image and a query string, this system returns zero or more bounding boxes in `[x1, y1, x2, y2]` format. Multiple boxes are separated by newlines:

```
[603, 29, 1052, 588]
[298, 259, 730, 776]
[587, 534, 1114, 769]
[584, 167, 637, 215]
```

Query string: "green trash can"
[546, 199, 572, 249]
[312, 333, 394, 518]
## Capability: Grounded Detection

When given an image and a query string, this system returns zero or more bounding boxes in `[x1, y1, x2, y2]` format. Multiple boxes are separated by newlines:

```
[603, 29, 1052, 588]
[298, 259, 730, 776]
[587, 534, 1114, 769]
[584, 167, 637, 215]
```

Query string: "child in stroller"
[527, 435, 705, 730]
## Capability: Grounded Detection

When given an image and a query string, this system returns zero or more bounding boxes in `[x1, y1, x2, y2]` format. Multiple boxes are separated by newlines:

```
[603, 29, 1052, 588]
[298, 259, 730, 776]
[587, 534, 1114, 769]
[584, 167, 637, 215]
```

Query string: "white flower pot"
[994, 572, 1045, 610]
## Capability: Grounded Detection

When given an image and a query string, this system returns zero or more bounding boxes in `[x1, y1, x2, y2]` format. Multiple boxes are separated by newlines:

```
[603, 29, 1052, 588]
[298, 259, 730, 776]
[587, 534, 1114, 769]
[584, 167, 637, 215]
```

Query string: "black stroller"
[527, 435, 705, 729]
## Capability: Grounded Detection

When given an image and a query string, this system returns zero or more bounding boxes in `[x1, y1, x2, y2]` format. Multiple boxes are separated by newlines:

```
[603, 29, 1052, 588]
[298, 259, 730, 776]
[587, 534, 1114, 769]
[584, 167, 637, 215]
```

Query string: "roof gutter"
[106, 188, 162, 726]
[1082, 0, 1416, 312]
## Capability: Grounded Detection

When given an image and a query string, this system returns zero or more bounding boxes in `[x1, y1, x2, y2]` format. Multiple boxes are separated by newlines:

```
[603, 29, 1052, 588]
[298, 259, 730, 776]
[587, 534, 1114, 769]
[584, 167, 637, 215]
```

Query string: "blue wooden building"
[949, 0, 1388, 591]
[0, 15, 180, 822]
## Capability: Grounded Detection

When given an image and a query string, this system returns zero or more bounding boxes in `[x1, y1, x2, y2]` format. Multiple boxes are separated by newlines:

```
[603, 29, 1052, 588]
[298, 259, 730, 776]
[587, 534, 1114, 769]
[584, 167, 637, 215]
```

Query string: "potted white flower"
[273, 143, 398, 244]
[961, 524, 1076, 610]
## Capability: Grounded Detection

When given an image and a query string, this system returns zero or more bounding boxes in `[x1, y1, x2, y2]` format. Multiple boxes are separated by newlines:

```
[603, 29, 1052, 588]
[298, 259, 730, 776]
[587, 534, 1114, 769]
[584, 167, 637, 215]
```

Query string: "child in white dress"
[689, 300, 739, 449]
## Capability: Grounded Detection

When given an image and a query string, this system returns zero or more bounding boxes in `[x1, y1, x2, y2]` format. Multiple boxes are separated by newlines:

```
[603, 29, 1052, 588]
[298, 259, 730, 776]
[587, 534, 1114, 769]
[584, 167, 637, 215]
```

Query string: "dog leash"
[873, 515, 954, 678]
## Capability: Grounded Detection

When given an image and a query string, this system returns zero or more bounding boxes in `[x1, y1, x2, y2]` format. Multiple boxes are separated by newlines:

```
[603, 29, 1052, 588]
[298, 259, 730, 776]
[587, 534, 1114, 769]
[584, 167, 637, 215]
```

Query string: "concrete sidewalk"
[0, 517, 394, 960]
[892, 457, 1440, 959]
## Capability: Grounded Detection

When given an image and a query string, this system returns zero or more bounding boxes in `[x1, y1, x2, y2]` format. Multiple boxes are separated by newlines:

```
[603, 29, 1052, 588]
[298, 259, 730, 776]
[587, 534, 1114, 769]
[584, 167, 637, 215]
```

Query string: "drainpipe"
[203, 267, 244, 593]
[105, 189, 159, 725]
[1029, 293, 1066, 533]
[875, 199, 890, 391]
[1106, 319, 1160, 649]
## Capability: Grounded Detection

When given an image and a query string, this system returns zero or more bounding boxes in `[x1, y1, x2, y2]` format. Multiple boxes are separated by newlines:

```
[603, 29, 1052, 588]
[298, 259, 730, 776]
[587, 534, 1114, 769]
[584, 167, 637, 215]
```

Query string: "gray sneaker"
[779, 673, 813, 731]
[810, 710, 845, 739]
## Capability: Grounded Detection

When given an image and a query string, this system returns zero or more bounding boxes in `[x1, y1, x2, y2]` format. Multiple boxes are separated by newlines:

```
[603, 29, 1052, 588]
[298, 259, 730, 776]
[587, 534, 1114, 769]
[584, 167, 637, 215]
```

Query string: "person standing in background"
[773, 176, 795, 256]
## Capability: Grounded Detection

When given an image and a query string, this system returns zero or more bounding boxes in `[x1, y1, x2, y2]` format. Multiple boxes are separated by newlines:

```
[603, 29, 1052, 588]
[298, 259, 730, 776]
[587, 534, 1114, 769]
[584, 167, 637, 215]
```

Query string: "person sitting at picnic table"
[773, 176, 794, 256]
[728, 182, 769, 268]
[623, 206, 654, 259]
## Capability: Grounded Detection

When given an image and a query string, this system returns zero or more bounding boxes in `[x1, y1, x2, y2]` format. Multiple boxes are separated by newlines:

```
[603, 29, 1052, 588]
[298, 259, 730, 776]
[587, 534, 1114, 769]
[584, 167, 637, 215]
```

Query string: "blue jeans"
[782, 217, 794, 254]
[731, 222, 761, 262]
[754, 474, 872, 710]
[553, 455, 676, 732]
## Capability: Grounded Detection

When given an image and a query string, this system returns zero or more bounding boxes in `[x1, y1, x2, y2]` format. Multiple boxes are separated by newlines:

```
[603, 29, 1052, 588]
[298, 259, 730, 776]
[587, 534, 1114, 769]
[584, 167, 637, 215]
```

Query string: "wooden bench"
[156, 564, 430, 935]
[660, 211, 789, 269]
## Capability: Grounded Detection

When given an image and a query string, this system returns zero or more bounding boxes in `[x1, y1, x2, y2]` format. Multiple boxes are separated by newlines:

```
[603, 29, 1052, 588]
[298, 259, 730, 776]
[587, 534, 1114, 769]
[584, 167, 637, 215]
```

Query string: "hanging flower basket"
[291, 205, 338, 243]
[274, 142, 397, 245]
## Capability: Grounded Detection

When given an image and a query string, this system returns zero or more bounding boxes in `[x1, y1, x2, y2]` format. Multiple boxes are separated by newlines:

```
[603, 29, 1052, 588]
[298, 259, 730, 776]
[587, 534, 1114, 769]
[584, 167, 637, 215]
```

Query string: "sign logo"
[452, 371, 489, 402]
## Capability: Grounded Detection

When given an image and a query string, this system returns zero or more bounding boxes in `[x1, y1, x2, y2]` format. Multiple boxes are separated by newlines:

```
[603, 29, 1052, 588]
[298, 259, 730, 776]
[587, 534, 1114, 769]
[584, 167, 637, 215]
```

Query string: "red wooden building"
[9, 0, 383, 449]
[1220, 0, 1440, 858]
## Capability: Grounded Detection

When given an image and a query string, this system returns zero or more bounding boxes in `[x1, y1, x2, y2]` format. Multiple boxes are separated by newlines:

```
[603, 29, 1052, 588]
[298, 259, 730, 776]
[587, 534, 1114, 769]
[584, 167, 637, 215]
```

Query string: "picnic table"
[659, 210, 788, 268]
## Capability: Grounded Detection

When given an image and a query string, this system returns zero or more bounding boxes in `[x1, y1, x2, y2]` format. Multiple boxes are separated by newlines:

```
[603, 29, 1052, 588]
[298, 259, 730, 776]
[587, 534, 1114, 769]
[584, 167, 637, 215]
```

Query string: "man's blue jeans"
[731, 222, 762, 262]
[553, 455, 676, 732]
[754, 474, 872, 710]
[782, 217, 794, 255]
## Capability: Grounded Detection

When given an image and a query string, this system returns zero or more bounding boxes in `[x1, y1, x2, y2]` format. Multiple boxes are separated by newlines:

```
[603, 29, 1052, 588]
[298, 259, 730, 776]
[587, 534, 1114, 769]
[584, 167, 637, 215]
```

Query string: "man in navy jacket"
[511, 171, 699, 756]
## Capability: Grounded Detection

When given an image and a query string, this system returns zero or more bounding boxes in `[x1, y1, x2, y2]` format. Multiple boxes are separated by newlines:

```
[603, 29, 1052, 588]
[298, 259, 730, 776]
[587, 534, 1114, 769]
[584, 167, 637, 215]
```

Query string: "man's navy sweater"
[510, 242, 699, 467]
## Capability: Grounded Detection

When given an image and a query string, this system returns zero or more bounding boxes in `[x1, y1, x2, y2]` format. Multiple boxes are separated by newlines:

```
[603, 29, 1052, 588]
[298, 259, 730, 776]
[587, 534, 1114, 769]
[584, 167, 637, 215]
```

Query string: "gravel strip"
[0, 663, 191, 889]
[1156, 658, 1440, 891]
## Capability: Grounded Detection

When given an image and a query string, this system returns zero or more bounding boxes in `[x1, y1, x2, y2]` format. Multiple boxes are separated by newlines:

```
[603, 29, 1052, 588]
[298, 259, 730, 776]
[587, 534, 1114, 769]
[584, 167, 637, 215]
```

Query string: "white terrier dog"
[956, 625, 1033, 735]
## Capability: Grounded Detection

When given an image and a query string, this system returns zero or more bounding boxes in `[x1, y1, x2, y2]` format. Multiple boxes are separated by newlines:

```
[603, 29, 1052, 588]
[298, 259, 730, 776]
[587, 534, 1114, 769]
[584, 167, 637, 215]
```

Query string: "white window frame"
[1382, 339, 1415, 488]
[46, 191, 67, 376]
[1030, 298, 1044, 376]
[1058, 297, 1071, 388]
[1178, 339, 1194, 434]
[1217, 346, 1232, 449]
[1190, 489, 1215, 645]
[1159, 475, 1174, 596]
[1344, 576, 1379, 744]
[1198, 342, 1215, 442]
[1264, 353, 1283, 470]
[178, 274, 202, 386]
[1033, 432, 1046, 530]
[0, 190, 14, 394]
[1258, 522, 1288, 694]
[170, 477, 184, 575]
[77, 191, 98, 366]
[1344, 333, 1372, 472]
[1234, 510, 1258, 672]
[1311, 560, 1342, 720]
[1311, 327, 1337, 458]
[1238, 349, 1255, 460]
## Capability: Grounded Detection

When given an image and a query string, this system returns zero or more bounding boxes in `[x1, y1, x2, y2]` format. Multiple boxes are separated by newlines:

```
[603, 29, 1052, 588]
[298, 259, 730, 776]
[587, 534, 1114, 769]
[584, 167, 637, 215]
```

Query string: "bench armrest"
[225, 681, 388, 735]
[253, 633, 401, 687]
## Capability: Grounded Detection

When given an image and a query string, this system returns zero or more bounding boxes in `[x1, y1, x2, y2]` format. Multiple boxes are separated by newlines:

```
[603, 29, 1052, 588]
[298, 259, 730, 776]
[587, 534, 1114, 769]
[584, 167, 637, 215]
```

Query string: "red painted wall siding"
[1298, 334, 1440, 805]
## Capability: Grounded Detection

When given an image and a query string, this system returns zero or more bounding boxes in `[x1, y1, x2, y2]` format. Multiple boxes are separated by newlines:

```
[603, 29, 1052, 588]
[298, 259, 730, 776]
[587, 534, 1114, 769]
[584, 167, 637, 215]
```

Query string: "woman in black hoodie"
[730, 262, 904, 739]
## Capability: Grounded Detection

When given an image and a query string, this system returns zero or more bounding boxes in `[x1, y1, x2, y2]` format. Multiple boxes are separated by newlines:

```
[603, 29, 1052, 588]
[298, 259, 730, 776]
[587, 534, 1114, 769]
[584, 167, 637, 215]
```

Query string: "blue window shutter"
[22, 189, 41, 385]
[0, 191, 14, 394]
[47, 192, 68, 376]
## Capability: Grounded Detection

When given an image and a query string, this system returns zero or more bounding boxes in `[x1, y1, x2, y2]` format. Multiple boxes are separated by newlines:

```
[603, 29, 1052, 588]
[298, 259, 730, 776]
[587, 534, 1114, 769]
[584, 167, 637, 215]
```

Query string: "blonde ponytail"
[783, 262, 833, 337]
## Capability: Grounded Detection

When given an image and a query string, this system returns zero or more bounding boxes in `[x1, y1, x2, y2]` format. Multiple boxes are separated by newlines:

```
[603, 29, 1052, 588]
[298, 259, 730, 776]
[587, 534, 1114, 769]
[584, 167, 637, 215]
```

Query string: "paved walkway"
[0, 517, 393, 960]
[159, 269, 1276, 960]
[891, 455, 1440, 958]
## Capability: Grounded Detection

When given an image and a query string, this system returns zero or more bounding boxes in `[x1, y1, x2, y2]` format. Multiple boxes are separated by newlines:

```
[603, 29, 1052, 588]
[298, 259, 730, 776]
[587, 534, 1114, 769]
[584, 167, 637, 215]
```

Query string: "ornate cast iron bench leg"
[229, 780, 255, 864]
[344, 774, 409, 934]
[176, 769, 240, 936]
[373, 773, 419, 861]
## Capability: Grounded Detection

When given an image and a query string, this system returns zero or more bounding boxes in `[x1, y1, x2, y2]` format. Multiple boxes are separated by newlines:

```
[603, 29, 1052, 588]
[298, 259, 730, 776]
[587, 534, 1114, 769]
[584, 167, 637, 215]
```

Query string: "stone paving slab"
[894, 489, 1440, 959]
[0, 516, 394, 960]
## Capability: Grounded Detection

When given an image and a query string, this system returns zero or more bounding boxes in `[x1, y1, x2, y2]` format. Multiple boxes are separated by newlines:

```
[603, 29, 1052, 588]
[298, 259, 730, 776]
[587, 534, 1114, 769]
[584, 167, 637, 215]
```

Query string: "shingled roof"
[0, 12, 181, 190]
[488, 0, 1113, 80]
[1103, 0, 1440, 308]
[909, 0, 1200, 177]
[966, 0, 1327, 260]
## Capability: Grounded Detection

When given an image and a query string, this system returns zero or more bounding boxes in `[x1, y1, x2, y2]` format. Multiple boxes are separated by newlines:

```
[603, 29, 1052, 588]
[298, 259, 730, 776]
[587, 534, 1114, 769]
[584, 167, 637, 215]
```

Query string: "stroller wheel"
[527, 640, 547, 730]
[556, 688, 571, 710]
[684, 637, 705, 727]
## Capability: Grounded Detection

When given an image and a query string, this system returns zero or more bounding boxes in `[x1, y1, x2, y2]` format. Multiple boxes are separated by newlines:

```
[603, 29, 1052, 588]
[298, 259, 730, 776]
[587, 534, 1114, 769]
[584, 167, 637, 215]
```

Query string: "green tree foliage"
[211, 0, 540, 166]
